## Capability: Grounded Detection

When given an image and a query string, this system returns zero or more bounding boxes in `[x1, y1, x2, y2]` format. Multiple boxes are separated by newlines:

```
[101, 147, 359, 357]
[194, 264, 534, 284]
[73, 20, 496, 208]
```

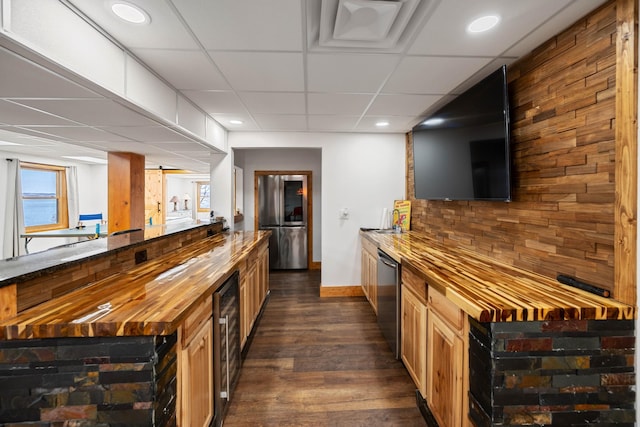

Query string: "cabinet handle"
[219, 315, 230, 400]
[157, 201, 161, 213]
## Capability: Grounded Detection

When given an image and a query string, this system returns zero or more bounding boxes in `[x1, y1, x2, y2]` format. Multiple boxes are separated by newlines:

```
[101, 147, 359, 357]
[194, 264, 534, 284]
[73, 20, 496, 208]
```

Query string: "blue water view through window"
[21, 168, 59, 227]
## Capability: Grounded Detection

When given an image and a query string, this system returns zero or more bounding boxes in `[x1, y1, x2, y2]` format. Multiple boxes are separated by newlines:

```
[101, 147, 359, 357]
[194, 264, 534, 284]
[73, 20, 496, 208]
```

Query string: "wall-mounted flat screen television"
[412, 65, 511, 201]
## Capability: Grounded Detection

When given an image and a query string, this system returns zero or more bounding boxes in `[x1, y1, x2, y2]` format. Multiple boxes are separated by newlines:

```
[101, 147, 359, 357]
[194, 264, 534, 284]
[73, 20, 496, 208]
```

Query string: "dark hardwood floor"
[224, 270, 426, 426]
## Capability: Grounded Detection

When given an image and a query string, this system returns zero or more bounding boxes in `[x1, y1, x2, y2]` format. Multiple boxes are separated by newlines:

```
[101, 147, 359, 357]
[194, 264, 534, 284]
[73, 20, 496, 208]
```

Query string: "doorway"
[254, 170, 315, 270]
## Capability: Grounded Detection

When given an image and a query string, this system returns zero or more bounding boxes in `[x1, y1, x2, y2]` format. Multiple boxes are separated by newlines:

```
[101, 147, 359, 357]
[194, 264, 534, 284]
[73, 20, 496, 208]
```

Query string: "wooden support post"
[108, 152, 145, 233]
[614, 0, 638, 305]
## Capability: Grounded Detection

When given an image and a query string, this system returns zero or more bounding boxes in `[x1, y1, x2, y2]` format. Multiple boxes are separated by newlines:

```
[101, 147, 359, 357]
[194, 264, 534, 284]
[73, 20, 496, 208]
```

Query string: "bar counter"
[362, 230, 635, 322]
[0, 221, 219, 288]
[0, 230, 270, 340]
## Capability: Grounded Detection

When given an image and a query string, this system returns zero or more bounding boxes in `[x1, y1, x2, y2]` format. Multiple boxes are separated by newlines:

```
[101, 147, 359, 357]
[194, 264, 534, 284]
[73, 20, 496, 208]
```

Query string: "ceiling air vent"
[333, 0, 402, 41]
[318, 0, 423, 50]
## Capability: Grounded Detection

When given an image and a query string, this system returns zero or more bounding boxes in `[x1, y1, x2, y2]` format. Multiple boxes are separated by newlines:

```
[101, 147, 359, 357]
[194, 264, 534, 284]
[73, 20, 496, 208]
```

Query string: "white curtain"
[66, 166, 79, 228]
[3, 159, 24, 258]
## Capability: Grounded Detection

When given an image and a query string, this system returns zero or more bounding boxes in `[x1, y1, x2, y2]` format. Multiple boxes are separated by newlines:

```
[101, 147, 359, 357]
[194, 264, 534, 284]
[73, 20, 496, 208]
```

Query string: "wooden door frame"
[254, 170, 318, 270]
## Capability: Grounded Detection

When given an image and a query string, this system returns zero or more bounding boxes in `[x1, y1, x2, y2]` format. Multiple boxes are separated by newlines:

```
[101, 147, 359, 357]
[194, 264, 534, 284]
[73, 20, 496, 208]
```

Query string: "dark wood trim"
[614, 0, 638, 305]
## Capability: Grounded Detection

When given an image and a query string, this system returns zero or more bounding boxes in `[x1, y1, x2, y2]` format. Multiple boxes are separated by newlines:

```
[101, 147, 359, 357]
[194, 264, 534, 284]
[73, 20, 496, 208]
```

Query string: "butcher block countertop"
[0, 231, 270, 340]
[362, 231, 635, 322]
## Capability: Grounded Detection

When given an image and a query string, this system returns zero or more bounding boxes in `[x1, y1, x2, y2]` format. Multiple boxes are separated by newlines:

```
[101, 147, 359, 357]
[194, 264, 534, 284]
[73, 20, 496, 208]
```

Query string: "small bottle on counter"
[95, 222, 100, 236]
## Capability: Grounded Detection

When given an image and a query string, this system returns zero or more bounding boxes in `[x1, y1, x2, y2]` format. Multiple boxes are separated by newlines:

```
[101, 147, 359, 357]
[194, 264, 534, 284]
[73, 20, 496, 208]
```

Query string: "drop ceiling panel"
[383, 56, 493, 94]
[408, 0, 572, 56]
[208, 52, 305, 92]
[172, 0, 303, 51]
[238, 92, 306, 115]
[132, 49, 231, 91]
[67, 0, 199, 50]
[356, 116, 418, 132]
[0, 100, 79, 126]
[253, 114, 308, 131]
[502, 0, 609, 57]
[14, 126, 131, 142]
[11, 99, 158, 127]
[211, 115, 260, 131]
[307, 115, 360, 131]
[308, 93, 373, 115]
[181, 91, 248, 115]
[366, 94, 442, 116]
[307, 53, 399, 93]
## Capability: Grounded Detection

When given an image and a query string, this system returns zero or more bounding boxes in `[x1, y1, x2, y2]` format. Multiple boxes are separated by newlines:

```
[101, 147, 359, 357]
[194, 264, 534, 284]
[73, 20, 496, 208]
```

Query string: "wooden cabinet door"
[180, 317, 214, 427]
[360, 243, 378, 314]
[247, 262, 258, 331]
[367, 250, 378, 314]
[401, 284, 427, 397]
[240, 275, 248, 349]
[427, 311, 464, 427]
[258, 244, 269, 307]
[361, 250, 370, 299]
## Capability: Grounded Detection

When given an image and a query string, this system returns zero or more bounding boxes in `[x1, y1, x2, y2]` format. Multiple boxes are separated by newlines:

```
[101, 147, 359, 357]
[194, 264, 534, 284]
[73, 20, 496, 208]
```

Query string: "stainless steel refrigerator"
[258, 174, 308, 269]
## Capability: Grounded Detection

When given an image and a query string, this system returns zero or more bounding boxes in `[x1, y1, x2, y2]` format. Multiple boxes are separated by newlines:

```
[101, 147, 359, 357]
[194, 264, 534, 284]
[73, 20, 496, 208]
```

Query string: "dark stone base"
[0, 333, 177, 427]
[468, 318, 636, 426]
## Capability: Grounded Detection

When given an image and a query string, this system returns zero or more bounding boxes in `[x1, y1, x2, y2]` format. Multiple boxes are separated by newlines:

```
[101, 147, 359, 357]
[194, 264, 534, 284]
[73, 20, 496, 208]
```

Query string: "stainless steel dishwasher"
[377, 249, 401, 359]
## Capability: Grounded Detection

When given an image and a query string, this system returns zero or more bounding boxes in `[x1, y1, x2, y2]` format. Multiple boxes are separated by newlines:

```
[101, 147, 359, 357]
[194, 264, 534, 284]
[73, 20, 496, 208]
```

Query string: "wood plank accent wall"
[407, 1, 637, 303]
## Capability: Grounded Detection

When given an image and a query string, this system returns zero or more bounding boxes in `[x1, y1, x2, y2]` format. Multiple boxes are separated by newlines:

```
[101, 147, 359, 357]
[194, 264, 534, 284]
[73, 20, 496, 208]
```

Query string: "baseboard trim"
[309, 261, 321, 270]
[319, 285, 365, 297]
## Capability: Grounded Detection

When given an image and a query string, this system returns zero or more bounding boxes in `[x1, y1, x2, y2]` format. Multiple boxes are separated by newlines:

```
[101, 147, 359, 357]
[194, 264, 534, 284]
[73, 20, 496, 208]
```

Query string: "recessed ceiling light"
[62, 156, 108, 164]
[423, 117, 444, 126]
[375, 121, 390, 127]
[229, 120, 243, 125]
[467, 15, 500, 33]
[110, 1, 150, 24]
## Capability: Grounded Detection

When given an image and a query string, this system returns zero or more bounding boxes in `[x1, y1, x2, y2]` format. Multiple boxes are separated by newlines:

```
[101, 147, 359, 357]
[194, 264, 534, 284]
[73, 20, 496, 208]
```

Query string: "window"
[21, 163, 68, 232]
[197, 181, 210, 213]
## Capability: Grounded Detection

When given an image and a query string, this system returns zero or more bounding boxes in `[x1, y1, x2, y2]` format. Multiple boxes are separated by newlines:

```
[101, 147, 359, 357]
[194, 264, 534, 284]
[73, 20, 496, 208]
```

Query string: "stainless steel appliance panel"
[213, 271, 240, 427]
[258, 175, 280, 226]
[279, 226, 307, 269]
[377, 249, 400, 359]
[258, 173, 308, 270]
[262, 226, 281, 269]
[281, 175, 307, 226]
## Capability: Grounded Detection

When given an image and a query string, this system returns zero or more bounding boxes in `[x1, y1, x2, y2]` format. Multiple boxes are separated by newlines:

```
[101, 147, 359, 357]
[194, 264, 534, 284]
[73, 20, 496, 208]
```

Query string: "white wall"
[0, 151, 107, 257]
[234, 148, 322, 263]
[227, 132, 406, 287]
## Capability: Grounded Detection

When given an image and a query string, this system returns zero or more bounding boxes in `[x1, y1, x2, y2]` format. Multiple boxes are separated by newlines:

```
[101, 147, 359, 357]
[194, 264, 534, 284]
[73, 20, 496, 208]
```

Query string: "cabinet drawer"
[362, 237, 377, 256]
[182, 294, 212, 345]
[402, 266, 427, 305]
[428, 287, 463, 332]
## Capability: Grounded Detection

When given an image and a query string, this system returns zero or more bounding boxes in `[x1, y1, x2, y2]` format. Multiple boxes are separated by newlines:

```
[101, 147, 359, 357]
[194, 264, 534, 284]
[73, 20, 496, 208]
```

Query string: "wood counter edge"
[360, 231, 636, 322]
[0, 232, 270, 340]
